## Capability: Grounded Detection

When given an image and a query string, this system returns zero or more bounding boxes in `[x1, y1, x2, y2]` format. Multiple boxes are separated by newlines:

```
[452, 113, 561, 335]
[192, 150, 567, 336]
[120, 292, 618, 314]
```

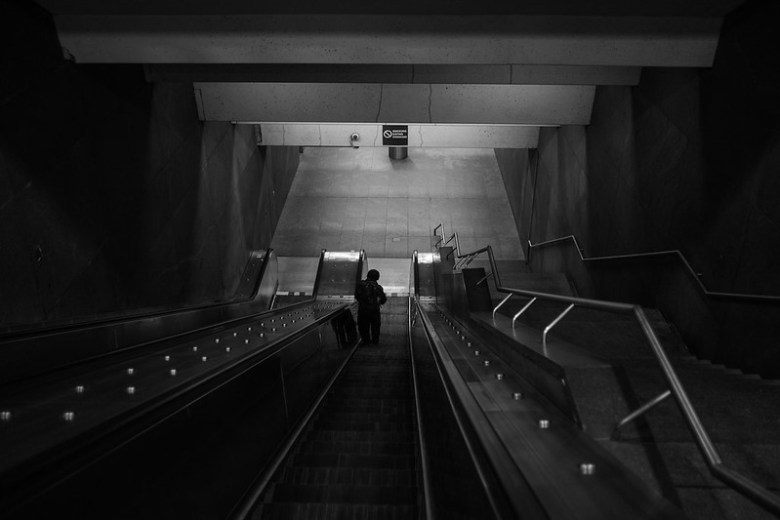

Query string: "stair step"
[269, 483, 417, 505]
[257, 502, 418, 520]
[280, 466, 417, 487]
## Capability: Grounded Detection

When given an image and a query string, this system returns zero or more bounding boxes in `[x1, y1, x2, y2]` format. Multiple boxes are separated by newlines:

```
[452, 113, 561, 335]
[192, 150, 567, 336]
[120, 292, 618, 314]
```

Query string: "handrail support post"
[611, 390, 672, 440]
[492, 294, 513, 321]
[512, 297, 537, 329]
[476, 271, 494, 287]
[542, 303, 575, 357]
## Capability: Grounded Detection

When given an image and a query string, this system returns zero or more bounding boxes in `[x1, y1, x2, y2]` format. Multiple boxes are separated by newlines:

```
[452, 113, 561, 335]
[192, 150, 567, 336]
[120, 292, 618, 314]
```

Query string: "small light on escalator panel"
[164, 355, 171, 362]
[483, 360, 490, 366]
[170, 369, 177, 376]
[496, 373, 504, 381]
[193, 346, 198, 352]
[1, 411, 11, 422]
[474, 350, 480, 356]
[126, 368, 134, 375]
[244, 339, 249, 344]
[539, 419, 550, 429]
[126, 386, 136, 395]
[579, 463, 596, 476]
[233, 332, 237, 337]
[201, 356, 208, 362]
[215, 338, 220, 344]
[513, 392, 523, 400]
[63, 411, 75, 422]
[226, 347, 232, 352]
[75, 385, 85, 394]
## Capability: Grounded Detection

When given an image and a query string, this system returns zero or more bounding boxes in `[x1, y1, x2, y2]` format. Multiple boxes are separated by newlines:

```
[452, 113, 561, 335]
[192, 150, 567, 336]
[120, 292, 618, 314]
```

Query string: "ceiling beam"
[258, 124, 540, 148]
[147, 64, 641, 85]
[57, 15, 721, 67]
[194, 83, 596, 125]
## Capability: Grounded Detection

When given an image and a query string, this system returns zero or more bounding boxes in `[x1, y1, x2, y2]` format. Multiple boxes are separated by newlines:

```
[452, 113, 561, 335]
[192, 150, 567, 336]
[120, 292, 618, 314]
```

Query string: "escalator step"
[280, 466, 417, 487]
[257, 502, 418, 520]
[314, 420, 414, 432]
[269, 483, 417, 504]
[307, 430, 414, 444]
[297, 440, 415, 457]
[323, 399, 412, 413]
[290, 452, 415, 470]
[315, 412, 413, 424]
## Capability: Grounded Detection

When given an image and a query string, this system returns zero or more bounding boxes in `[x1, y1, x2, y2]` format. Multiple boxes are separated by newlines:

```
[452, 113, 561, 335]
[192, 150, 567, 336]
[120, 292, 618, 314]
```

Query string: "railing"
[455, 244, 780, 517]
[433, 223, 460, 258]
[528, 235, 780, 303]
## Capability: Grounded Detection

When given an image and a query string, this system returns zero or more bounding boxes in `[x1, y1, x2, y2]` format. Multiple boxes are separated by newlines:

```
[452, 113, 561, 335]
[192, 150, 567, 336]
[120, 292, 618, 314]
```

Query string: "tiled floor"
[271, 147, 524, 260]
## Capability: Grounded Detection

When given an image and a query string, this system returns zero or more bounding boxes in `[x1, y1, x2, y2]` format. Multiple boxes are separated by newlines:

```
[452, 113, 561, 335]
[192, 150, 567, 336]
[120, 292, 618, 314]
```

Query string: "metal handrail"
[443, 232, 461, 258]
[433, 224, 446, 247]
[528, 235, 780, 303]
[456, 244, 780, 516]
[408, 252, 434, 519]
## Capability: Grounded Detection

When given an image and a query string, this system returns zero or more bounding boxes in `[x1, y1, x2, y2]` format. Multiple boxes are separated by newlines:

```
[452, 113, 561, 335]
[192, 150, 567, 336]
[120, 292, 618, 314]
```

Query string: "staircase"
[254, 297, 420, 519]
[482, 270, 780, 520]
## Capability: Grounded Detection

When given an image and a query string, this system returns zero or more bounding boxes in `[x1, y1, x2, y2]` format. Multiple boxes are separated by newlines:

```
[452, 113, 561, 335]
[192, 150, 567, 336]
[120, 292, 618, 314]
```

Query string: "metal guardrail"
[433, 223, 460, 259]
[528, 235, 780, 303]
[455, 244, 780, 517]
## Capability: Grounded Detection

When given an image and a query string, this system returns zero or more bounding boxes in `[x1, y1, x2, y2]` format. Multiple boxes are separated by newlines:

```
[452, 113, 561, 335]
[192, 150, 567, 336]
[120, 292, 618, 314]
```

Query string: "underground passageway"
[2, 0, 780, 519]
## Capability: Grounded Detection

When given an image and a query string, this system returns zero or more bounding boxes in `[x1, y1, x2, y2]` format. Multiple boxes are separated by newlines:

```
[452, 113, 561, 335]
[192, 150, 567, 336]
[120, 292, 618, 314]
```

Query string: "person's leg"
[370, 310, 381, 344]
[357, 310, 371, 344]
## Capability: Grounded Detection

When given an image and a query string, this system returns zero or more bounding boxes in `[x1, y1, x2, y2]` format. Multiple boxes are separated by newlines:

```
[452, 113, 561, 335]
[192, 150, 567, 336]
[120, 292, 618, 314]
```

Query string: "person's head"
[367, 269, 380, 281]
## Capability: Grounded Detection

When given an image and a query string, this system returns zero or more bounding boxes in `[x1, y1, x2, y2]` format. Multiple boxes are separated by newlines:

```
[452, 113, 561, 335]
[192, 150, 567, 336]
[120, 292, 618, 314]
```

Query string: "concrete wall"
[495, 0, 780, 376]
[0, 3, 298, 331]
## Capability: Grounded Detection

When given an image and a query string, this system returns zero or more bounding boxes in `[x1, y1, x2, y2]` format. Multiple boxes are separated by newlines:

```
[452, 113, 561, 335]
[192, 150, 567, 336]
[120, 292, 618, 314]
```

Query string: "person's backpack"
[357, 280, 385, 310]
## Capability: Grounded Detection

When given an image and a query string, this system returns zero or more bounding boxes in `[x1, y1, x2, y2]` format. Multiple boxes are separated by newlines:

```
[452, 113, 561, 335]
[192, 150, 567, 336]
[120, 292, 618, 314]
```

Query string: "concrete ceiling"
[39, 0, 744, 139]
[37, 0, 746, 16]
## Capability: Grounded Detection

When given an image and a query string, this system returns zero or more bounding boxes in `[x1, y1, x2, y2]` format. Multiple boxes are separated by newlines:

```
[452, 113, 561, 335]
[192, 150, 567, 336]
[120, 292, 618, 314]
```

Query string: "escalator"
[1, 247, 690, 519]
[251, 297, 419, 519]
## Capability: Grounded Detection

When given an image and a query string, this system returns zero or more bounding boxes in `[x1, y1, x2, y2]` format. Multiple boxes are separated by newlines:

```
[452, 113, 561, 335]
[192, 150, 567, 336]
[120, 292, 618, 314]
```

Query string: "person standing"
[355, 269, 387, 345]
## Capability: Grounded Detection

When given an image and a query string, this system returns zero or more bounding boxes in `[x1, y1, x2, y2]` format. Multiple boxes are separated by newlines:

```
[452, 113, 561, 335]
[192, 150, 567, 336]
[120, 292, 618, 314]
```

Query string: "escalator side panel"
[410, 308, 503, 520]
[315, 251, 362, 298]
[0, 251, 278, 384]
[4, 309, 355, 520]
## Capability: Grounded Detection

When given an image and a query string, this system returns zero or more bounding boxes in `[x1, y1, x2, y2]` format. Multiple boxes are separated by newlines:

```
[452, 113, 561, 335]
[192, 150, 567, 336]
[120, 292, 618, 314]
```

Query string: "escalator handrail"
[0, 299, 322, 391]
[527, 234, 780, 303]
[408, 252, 435, 520]
[455, 244, 780, 517]
[311, 248, 327, 298]
[412, 296, 520, 520]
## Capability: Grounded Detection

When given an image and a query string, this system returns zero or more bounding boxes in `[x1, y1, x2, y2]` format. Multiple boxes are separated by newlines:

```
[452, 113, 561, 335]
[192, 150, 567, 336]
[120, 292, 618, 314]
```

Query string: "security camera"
[350, 133, 360, 148]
